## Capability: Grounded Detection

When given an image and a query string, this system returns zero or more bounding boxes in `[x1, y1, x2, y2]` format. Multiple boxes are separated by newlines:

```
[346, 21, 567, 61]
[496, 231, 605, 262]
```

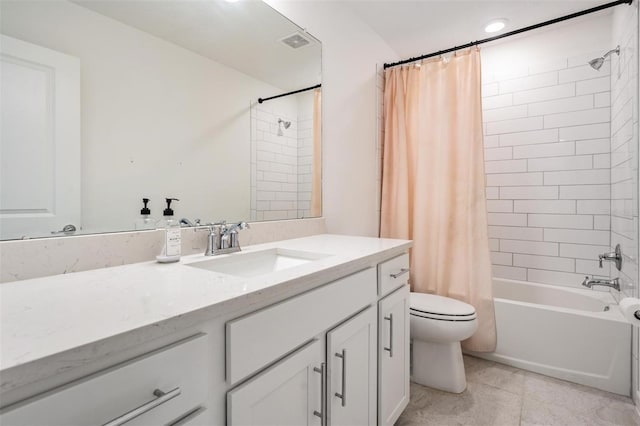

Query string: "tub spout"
[581, 276, 620, 291]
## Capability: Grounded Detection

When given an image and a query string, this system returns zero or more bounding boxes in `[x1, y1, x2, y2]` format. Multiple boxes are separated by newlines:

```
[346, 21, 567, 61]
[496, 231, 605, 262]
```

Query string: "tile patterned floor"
[396, 355, 640, 426]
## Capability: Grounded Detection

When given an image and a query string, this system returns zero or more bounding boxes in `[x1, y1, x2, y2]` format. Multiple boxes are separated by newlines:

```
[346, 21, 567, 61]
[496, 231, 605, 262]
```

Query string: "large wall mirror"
[0, 0, 322, 241]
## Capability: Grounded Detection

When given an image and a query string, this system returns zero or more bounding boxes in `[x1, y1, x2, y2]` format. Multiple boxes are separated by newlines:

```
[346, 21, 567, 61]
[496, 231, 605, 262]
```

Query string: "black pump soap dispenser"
[156, 198, 181, 263]
[135, 198, 155, 230]
[163, 197, 177, 216]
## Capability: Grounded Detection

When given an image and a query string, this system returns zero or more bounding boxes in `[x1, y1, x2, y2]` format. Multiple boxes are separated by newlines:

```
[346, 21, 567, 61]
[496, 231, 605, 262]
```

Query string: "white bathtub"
[467, 278, 632, 396]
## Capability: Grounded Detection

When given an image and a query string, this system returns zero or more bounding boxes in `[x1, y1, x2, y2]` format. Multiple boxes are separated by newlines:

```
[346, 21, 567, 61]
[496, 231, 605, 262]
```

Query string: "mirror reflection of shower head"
[277, 118, 291, 136]
[588, 45, 620, 70]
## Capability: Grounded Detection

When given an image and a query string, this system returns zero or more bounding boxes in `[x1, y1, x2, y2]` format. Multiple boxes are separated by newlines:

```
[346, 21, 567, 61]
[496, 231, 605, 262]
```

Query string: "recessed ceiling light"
[484, 19, 508, 34]
[224, 0, 239, 3]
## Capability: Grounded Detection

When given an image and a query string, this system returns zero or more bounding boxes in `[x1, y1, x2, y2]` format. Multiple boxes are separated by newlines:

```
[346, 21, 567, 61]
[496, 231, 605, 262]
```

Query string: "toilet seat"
[410, 293, 477, 321]
[410, 310, 477, 321]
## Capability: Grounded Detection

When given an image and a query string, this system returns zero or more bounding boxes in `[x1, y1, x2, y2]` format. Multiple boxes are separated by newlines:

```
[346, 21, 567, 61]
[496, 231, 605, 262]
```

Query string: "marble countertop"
[0, 234, 411, 393]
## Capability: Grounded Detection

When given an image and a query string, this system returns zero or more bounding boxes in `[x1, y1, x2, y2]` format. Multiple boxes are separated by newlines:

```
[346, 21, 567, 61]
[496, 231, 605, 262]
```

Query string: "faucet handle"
[597, 244, 623, 271]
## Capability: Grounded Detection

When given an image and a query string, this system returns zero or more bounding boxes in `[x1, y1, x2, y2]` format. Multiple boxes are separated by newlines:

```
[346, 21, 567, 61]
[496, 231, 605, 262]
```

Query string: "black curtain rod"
[258, 84, 321, 104]
[384, 0, 633, 69]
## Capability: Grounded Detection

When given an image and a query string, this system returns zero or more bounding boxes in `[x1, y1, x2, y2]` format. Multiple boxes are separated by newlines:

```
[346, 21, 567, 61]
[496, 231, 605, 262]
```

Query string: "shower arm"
[603, 46, 621, 59]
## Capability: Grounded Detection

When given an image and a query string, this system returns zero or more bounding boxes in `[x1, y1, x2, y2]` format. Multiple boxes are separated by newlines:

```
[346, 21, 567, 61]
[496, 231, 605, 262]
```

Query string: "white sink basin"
[187, 248, 330, 278]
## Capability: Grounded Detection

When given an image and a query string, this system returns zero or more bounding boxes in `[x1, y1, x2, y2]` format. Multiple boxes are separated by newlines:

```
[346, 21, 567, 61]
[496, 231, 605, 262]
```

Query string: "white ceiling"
[345, 0, 611, 63]
[71, 0, 618, 87]
[73, 0, 321, 92]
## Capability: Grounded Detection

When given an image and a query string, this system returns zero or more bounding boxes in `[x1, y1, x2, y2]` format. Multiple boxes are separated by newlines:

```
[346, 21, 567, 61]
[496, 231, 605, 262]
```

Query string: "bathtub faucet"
[581, 276, 620, 291]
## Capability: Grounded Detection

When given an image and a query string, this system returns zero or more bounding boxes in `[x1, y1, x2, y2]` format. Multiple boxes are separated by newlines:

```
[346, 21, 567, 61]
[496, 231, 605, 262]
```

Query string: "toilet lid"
[410, 293, 476, 317]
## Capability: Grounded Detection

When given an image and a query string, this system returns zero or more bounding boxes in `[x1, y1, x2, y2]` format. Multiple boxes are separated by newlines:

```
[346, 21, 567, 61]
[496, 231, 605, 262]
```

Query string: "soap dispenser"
[135, 198, 155, 230]
[156, 198, 181, 263]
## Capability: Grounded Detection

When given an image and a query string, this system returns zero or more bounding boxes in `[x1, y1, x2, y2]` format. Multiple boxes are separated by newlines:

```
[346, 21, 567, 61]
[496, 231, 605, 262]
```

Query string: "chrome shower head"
[589, 57, 605, 70]
[278, 118, 291, 129]
[277, 118, 291, 136]
[588, 45, 620, 70]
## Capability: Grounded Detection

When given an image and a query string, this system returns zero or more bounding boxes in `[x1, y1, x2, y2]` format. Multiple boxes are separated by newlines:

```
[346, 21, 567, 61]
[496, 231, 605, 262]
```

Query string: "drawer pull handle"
[334, 349, 347, 407]
[390, 268, 410, 279]
[103, 387, 181, 426]
[313, 363, 326, 425]
[384, 314, 394, 357]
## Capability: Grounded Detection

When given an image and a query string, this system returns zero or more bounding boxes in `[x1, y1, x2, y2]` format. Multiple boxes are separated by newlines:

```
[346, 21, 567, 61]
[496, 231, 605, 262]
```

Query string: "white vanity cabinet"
[0, 237, 413, 426]
[226, 252, 411, 426]
[227, 306, 377, 426]
[226, 268, 378, 426]
[327, 306, 377, 426]
[377, 253, 411, 426]
[378, 285, 410, 426]
[0, 334, 210, 426]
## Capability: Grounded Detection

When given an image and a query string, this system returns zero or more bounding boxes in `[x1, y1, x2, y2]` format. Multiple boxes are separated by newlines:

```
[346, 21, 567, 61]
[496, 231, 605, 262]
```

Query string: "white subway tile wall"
[251, 103, 298, 220]
[483, 52, 613, 288]
[610, 2, 639, 410]
[251, 96, 316, 221]
[610, 5, 639, 302]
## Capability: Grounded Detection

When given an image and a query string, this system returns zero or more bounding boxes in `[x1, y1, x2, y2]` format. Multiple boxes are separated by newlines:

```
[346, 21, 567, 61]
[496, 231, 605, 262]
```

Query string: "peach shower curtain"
[380, 49, 496, 352]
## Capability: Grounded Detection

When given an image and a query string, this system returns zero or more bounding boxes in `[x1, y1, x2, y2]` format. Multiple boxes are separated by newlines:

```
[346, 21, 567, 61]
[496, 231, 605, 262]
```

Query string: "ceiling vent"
[280, 32, 311, 49]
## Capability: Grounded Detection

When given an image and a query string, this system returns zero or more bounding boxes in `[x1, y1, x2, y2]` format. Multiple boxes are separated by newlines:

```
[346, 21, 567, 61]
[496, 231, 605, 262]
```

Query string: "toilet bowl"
[410, 292, 478, 393]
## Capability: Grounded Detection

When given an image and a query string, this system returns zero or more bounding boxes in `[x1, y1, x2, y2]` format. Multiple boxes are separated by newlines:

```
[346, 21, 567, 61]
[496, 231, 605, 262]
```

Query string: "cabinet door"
[327, 306, 377, 426]
[227, 339, 324, 426]
[378, 285, 410, 426]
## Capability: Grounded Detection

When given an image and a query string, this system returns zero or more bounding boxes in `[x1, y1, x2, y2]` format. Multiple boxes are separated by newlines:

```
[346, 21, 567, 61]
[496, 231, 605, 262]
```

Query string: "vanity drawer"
[1, 334, 209, 426]
[226, 267, 377, 385]
[378, 253, 410, 296]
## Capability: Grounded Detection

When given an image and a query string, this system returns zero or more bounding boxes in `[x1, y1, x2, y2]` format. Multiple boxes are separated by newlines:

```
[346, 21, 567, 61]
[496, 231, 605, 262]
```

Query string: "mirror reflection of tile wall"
[250, 90, 316, 221]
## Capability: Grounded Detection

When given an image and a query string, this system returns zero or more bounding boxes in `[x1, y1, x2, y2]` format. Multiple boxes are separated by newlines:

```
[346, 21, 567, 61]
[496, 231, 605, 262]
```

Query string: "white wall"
[264, 0, 399, 236]
[480, 14, 614, 288]
[1, 0, 287, 233]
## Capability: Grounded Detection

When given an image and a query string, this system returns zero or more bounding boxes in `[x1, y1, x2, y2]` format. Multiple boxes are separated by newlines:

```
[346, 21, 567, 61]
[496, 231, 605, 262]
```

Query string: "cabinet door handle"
[334, 349, 347, 407]
[384, 314, 394, 357]
[390, 268, 410, 279]
[313, 363, 326, 425]
[103, 387, 181, 426]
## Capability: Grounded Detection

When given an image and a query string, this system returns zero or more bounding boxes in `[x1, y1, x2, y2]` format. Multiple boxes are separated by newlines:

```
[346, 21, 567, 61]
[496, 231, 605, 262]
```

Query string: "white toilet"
[410, 292, 478, 393]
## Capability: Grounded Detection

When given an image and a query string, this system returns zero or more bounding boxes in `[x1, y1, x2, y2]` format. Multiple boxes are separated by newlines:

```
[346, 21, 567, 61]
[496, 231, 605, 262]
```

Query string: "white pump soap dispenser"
[156, 198, 181, 263]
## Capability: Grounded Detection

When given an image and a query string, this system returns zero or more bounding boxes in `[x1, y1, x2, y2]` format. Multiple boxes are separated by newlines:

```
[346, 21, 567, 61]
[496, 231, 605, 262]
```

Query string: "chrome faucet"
[598, 244, 623, 271]
[581, 276, 620, 291]
[204, 221, 249, 256]
[220, 222, 250, 250]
